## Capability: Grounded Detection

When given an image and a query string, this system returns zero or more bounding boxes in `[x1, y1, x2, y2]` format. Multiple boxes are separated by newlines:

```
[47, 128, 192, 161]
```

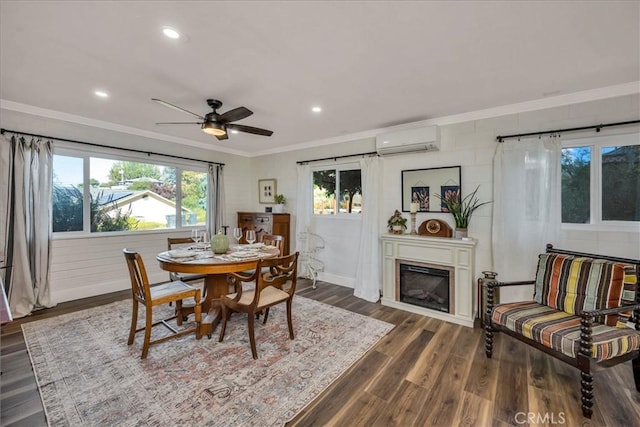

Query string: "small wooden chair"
[167, 237, 207, 284]
[262, 234, 285, 255]
[219, 252, 299, 359]
[167, 237, 206, 320]
[123, 249, 202, 359]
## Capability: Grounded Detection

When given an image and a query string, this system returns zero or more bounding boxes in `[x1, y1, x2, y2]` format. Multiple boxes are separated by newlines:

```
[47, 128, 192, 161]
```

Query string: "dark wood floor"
[2, 280, 639, 426]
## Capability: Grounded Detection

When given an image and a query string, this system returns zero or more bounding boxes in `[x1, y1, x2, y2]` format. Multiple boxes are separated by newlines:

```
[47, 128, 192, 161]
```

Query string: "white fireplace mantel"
[380, 233, 477, 327]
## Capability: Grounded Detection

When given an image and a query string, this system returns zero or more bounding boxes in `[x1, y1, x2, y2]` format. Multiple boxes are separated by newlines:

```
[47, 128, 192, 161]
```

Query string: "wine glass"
[233, 227, 243, 248]
[246, 230, 256, 246]
[200, 230, 210, 249]
[191, 228, 201, 248]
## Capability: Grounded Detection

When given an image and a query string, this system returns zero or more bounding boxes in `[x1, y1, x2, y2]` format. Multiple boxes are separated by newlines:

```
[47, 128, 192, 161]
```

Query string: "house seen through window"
[52, 154, 207, 233]
[561, 133, 639, 224]
[313, 167, 362, 215]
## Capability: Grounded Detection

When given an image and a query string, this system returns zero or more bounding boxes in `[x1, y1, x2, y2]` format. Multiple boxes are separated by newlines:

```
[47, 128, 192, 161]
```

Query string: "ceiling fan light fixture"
[201, 122, 226, 136]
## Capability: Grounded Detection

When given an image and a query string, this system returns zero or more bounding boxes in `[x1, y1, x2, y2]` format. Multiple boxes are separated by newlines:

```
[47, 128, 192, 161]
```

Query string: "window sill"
[561, 223, 640, 233]
[52, 228, 200, 240]
[312, 214, 362, 221]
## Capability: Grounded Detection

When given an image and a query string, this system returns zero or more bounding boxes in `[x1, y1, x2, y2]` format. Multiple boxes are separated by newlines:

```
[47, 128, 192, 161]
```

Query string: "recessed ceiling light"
[94, 90, 109, 98]
[162, 27, 181, 39]
[230, 129, 239, 134]
[311, 106, 322, 113]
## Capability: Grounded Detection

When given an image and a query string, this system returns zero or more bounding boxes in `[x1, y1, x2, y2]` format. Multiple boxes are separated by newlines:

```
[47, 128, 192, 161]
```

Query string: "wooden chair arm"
[484, 280, 536, 289]
[229, 270, 257, 282]
[227, 269, 259, 300]
[484, 280, 536, 323]
[581, 304, 640, 318]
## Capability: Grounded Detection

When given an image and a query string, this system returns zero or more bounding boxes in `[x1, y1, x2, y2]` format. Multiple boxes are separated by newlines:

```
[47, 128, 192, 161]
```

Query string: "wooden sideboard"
[237, 212, 290, 255]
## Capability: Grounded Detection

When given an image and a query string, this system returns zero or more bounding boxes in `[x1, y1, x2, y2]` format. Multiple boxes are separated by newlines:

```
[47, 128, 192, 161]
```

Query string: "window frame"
[52, 144, 209, 238]
[561, 132, 639, 231]
[312, 162, 362, 218]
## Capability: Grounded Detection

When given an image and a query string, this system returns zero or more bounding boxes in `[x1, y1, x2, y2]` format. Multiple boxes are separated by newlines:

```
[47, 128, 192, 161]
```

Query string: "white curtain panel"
[354, 156, 381, 302]
[207, 163, 225, 234]
[0, 136, 11, 284]
[295, 163, 313, 234]
[296, 164, 313, 277]
[4, 136, 54, 317]
[492, 136, 562, 284]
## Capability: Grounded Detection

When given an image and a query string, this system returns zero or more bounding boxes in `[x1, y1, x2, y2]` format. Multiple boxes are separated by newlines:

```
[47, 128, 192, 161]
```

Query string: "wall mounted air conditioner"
[375, 125, 440, 155]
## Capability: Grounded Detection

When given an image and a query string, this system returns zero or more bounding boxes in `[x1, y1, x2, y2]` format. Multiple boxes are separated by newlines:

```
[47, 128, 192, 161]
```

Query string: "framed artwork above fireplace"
[401, 166, 461, 213]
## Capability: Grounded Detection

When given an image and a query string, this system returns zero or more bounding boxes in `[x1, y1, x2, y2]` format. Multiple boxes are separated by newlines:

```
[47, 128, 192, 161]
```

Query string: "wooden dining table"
[157, 244, 280, 338]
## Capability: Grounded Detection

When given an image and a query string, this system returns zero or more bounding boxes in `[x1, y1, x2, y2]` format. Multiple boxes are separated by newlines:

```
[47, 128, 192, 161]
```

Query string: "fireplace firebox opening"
[396, 259, 455, 314]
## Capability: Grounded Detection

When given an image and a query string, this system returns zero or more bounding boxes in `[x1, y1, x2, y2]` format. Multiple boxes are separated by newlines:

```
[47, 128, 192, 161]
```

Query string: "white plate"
[248, 243, 265, 249]
[168, 249, 193, 258]
[230, 252, 259, 259]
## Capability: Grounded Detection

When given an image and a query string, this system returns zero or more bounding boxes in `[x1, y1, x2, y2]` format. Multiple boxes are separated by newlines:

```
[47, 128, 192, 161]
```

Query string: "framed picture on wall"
[258, 178, 277, 204]
[401, 166, 461, 212]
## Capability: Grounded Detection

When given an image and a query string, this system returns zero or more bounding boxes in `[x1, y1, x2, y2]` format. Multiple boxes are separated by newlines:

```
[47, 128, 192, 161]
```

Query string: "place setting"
[215, 229, 277, 261]
[164, 229, 214, 262]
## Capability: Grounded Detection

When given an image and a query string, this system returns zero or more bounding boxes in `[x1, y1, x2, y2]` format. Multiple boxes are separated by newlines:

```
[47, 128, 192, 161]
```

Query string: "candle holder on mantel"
[409, 201, 420, 235]
[410, 212, 418, 234]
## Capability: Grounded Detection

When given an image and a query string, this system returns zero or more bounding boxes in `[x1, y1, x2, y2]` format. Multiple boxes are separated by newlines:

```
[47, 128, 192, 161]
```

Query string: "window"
[313, 165, 362, 215]
[180, 170, 207, 226]
[52, 150, 208, 234]
[561, 133, 639, 225]
[52, 155, 84, 232]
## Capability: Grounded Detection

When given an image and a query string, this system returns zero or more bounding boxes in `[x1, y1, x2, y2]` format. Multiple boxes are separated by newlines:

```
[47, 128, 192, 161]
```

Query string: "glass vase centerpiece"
[211, 230, 230, 254]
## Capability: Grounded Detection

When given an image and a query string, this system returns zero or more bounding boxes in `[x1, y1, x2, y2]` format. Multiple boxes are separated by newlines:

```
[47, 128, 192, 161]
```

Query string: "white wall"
[2, 93, 639, 304]
[245, 138, 374, 287]
[251, 94, 640, 302]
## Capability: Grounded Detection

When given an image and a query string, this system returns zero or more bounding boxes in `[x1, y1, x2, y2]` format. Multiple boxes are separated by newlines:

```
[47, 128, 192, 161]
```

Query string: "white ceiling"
[1, 1, 638, 156]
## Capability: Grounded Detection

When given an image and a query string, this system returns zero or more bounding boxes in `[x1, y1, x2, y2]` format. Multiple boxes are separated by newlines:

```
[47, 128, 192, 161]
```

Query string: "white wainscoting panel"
[50, 231, 192, 303]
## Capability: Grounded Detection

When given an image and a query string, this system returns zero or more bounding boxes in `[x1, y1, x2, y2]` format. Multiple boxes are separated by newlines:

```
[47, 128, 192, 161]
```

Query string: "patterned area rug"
[22, 296, 393, 426]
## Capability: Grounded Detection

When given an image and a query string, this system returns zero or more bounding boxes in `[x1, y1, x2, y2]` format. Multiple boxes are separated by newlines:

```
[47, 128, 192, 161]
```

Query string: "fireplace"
[396, 260, 455, 314]
[381, 234, 476, 327]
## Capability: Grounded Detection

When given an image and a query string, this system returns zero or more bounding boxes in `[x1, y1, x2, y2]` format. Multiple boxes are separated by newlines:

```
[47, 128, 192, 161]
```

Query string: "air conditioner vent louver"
[376, 125, 440, 155]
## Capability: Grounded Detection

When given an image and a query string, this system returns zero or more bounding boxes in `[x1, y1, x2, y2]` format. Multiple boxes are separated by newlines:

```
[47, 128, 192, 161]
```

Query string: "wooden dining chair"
[167, 237, 206, 320]
[261, 234, 285, 256]
[167, 237, 207, 284]
[219, 252, 299, 359]
[123, 249, 202, 359]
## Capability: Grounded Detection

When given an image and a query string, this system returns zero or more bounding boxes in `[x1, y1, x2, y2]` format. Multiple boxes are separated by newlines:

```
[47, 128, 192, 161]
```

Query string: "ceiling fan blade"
[227, 124, 273, 136]
[215, 132, 229, 141]
[219, 106, 253, 123]
[151, 98, 204, 119]
[155, 122, 203, 125]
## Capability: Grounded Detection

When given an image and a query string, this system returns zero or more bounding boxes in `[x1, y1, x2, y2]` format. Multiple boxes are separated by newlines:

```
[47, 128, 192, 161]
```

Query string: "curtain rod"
[496, 120, 640, 143]
[297, 151, 378, 165]
[0, 128, 225, 166]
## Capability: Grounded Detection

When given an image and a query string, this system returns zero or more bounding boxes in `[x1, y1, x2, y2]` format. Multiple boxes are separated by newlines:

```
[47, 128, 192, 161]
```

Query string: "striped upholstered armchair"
[484, 244, 640, 419]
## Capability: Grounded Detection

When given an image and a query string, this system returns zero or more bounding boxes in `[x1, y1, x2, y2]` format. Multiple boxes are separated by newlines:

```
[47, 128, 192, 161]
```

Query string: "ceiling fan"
[152, 98, 273, 141]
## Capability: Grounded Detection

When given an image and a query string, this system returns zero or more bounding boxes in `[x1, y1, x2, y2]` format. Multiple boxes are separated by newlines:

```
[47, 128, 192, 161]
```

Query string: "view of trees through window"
[313, 168, 362, 215]
[561, 147, 591, 223]
[561, 141, 639, 223]
[52, 154, 207, 233]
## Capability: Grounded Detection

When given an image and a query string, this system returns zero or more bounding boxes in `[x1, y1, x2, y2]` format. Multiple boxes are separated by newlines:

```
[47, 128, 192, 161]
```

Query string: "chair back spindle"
[123, 249, 151, 304]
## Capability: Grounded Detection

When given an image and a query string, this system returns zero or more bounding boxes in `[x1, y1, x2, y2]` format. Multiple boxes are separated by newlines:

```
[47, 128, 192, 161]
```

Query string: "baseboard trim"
[317, 272, 354, 288]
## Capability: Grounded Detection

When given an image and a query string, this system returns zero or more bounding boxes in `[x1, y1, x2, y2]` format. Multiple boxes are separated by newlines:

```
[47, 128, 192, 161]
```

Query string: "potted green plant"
[435, 185, 491, 238]
[273, 194, 286, 213]
[387, 210, 407, 234]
